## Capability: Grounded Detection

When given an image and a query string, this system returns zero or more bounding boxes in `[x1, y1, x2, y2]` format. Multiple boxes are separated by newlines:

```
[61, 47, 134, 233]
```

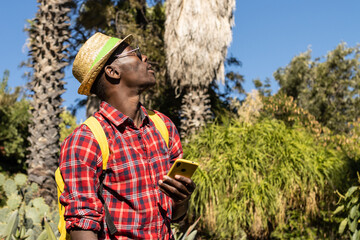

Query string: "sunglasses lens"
[136, 49, 142, 60]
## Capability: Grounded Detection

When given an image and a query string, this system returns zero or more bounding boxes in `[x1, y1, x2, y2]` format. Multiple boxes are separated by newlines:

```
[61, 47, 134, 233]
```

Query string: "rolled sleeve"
[59, 125, 104, 231]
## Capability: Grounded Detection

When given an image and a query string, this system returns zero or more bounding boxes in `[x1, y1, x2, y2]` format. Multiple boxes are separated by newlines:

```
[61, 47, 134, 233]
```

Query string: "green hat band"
[90, 37, 119, 70]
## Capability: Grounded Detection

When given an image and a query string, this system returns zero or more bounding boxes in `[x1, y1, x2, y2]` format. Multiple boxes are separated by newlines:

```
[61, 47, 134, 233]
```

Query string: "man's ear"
[104, 65, 121, 79]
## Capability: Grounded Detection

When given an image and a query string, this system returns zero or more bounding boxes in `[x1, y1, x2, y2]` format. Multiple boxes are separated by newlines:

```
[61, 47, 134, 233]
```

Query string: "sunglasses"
[115, 46, 142, 61]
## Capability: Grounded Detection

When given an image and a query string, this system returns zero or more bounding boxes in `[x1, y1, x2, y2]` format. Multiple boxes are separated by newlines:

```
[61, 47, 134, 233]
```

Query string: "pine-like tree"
[274, 43, 360, 134]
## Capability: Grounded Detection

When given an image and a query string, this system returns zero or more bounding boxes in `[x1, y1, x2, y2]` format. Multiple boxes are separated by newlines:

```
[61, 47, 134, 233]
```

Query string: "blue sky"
[1, 0, 360, 121]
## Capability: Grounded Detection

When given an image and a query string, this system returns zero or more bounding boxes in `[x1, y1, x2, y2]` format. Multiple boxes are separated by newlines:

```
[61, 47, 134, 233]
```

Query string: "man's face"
[108, 44, 156, 90]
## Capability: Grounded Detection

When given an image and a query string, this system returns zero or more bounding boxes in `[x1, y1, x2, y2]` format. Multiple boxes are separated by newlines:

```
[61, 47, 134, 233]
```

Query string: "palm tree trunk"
[180, 87, 212, 139]
[27, 0, 73, 204]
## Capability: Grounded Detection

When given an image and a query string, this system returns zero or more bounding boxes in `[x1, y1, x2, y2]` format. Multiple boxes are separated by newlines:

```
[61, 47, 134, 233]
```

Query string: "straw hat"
[73, 32, 133, 96]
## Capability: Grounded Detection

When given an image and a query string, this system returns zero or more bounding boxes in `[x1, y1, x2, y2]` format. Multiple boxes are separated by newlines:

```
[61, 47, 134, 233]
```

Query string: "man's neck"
[106, 93, 142, 127]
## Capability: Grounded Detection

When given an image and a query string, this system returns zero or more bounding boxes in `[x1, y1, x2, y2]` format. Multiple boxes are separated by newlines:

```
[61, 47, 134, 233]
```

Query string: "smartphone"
[167, 159, 199, 179]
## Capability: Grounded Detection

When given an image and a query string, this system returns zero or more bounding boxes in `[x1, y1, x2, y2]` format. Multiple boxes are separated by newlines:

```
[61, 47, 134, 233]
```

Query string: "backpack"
[55, 110, 169, 240]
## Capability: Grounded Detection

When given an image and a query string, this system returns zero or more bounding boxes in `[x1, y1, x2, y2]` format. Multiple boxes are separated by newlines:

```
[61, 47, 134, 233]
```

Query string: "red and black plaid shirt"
[59, 102, 183, 239]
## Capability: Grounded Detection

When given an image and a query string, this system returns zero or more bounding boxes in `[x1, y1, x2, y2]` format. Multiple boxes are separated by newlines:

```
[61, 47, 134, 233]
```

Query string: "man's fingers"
[174, 175, 196, 192]
[158, 175, 197, 203]
[162, 176, 192, 195]
[159, 180, 188, 201]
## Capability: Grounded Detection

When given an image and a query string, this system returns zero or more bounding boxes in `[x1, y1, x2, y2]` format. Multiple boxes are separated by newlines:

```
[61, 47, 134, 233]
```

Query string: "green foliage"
[0, 70, 31, 173]
[334, 173, 360, 239]
[3, 210, 19, 240]
[262, 93, 360, 162]
[209, 60, 246, 120]
[59, 110, 78, 143]
[253, 77, 272, 97]
[274, 43, 360, 134]
[172, 217, 201, 240]
[0, 173, 58, 239]
[262, 92, 329, 136]
[183, 117, 348, 239]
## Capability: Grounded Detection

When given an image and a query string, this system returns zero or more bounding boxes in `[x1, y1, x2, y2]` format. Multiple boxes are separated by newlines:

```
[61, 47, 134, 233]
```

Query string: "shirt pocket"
[107, 155, 135, 183]
[106, 137, 140, 184]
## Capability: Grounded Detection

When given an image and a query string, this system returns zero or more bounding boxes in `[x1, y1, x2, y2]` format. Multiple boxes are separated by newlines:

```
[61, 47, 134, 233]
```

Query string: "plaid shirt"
[59, 102, 183, 239]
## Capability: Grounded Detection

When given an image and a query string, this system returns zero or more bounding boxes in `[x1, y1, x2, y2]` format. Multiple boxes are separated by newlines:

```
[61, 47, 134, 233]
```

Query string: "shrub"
[59, 109, 78, 143]
[183, 117, 348, 239]
[334, 172, 360, 239]
[0, 70, 31, 173]
[262, 92, 360, 164]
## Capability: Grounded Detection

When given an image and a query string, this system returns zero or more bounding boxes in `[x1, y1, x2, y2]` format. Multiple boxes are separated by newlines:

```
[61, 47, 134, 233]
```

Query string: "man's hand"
[70, 230, 98, 240]
[158, 175, 196, 221]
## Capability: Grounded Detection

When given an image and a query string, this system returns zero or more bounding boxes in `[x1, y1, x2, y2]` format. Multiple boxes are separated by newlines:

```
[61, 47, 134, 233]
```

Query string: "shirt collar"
[98, 101, 149, 127]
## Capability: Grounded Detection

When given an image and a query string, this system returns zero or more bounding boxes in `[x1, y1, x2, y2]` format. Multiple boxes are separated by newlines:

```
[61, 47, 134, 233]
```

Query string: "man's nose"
[142, 54, 148, 62]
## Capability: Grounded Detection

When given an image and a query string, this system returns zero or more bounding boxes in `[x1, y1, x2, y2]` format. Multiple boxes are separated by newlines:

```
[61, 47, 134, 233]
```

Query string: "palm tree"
[164, 0, 236, 137]
[27, 0, 73, 203]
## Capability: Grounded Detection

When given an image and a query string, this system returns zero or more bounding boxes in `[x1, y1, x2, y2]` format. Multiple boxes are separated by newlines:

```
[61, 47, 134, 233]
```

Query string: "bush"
[59, 110, 78, 143]
[183, 117, 349, 239]
[334, 173, 360, 239]
[0, 70, 31, 173]
[262, 93, 360, 163]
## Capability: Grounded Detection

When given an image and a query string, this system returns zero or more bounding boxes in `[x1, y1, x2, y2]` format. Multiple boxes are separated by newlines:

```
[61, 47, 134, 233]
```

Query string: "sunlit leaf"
[346, 187, 359, 199]
[350, 205, 359, 219]
[339, 218, 348, 234]
[333, 205, 345, 215]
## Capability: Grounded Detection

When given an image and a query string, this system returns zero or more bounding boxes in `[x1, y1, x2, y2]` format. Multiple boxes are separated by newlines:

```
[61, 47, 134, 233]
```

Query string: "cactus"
[36, 230, 48, 240]
[24, 183, 39, 204]
[25, 206, 42, 225]
[1, 209, 19, 240]
[28, 197, 50, 225]
[0, 207, 10, 220]
[6, 193, 22, 210]
[14, 174, 27, 187]
[25, 229, 35, 240]
[0, 173, 5, 187]
[0, 208, 16, 237]
[44, 216, 57, 240]
[32, 198, 50, 214]
[30, 182, 39, 192]
[4, 179, 17, 197]
[13, 225, 28, 240]
[185, 230, 197, 240]
[0, 174, 59, 239]
[173, 217, 200, 240]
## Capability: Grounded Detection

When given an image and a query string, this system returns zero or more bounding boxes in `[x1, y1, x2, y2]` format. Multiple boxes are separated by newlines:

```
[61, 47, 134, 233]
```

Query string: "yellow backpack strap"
[55, 167, 68, 240]
[148, 110, 169, 148]
[83, 116, 109, 170]
[83, 116, 117, 235]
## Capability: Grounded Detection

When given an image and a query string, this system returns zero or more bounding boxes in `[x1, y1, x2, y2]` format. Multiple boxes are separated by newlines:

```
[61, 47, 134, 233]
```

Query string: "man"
[59, 32, 196, 239]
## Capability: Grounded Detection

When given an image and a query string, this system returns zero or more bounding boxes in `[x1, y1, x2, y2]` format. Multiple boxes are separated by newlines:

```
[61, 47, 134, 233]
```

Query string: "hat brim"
[78, 34, 134, 96]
